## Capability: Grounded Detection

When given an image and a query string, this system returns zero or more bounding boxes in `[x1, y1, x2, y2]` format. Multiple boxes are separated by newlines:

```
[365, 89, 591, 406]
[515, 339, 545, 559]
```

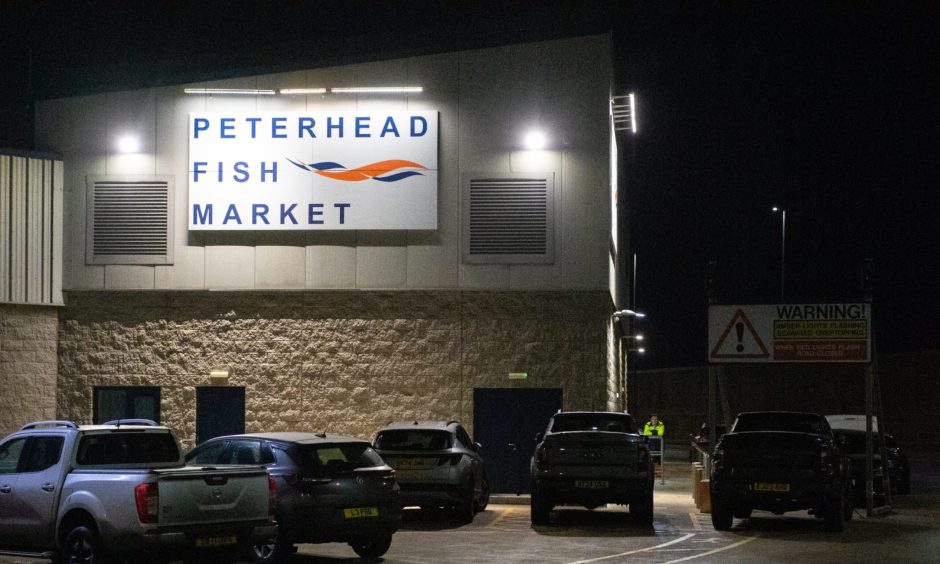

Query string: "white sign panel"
[708, 303, 871, 364]
[188, 111, 438, 230]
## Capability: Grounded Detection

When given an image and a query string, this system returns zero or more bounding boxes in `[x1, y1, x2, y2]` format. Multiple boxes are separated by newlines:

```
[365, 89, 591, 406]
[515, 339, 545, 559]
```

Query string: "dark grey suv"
[185, 432, 400, 562]
[374, 421, 489, 523]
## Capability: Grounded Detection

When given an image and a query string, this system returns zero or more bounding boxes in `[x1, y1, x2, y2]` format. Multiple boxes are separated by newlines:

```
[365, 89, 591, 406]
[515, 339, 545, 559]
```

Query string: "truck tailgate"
[154, 466, 269, 526]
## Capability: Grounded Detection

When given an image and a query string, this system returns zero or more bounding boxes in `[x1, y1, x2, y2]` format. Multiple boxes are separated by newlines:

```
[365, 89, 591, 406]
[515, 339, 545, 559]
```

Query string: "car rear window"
[293, 443, 384, 473]
[374, 430, 453, 451]
[550, 414, 636, 433]
[77, 432, 180, 465]
[732, 413, 827, 434]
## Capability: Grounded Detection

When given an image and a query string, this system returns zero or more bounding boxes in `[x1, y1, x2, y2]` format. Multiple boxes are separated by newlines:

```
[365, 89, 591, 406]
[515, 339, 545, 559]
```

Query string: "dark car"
[373, 420, 489, 523]
[689, 422, 727, 462]
[711, 411, 852, 532]
[833, 430, 911, 499]
[186, 432, 400, 562]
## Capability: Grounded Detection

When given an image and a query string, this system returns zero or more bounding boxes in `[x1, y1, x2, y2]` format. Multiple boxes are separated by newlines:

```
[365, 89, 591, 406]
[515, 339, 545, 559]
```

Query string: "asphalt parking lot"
[4, 454, 939, 564]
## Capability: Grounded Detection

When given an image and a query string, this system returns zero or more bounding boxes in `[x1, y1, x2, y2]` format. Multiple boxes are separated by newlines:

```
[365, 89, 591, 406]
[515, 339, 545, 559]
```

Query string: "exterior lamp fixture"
[772, 206, 787, 300]
[116, 135, 140, 153]
[611, 309, 646, 320]
[330, 86, 423, 94]
[279, 88, 327, 95]
[183, 88, 276, 95]
[523, 130, 548, 150]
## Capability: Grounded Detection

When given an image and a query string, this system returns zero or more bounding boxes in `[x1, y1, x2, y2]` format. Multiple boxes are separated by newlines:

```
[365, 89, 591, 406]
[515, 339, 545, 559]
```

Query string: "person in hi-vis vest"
[643, 414, 665, 437]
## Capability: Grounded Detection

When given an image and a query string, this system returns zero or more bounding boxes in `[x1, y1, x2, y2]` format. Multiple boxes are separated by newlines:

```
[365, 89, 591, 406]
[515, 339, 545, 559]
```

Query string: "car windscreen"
[293, 442, 385, 474]
[374, 430, 453, 451]
[836, 432, 898, 453]
[77, 432, 180, 465]
[550, 414, 636, 433]
[732, 413, 826, 434]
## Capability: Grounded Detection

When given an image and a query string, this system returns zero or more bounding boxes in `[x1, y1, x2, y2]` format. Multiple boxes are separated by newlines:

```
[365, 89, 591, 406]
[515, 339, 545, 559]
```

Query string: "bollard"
[699, 478, 712, 513]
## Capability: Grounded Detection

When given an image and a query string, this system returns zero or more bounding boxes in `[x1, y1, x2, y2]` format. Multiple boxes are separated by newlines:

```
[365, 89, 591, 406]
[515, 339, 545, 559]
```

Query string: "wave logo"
[287, 158, 426, 182]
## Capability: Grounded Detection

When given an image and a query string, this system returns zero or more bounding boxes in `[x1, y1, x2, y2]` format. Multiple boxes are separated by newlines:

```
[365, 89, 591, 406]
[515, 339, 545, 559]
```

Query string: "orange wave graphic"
[314, 159, 426, 181]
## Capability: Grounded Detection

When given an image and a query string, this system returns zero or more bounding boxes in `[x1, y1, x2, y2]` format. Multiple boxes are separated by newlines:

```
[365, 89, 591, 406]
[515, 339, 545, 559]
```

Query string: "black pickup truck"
[530, 411, 655, 526]
[710, 411, 852, 532]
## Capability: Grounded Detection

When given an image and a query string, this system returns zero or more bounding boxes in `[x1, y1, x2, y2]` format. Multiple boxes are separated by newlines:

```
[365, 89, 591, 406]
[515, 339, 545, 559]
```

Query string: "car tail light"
[438, 454, 463, 466]
[638, 446, 650, 467]
[268, 475, 277, 515]
[135, 482, 159, 524]
[535, 447, 546, 471]
[381, 469, 396, 486]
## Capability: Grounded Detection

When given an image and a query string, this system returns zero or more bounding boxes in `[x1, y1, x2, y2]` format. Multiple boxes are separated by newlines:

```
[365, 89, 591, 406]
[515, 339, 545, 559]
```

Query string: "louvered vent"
[462, 173, 554, 264]
[86, 176, 174, 265]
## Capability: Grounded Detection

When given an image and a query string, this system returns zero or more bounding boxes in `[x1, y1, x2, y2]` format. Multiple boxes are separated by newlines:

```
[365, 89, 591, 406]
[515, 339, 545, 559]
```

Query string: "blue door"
[196, 387, 245, 445]
[473, 388, 562, 494]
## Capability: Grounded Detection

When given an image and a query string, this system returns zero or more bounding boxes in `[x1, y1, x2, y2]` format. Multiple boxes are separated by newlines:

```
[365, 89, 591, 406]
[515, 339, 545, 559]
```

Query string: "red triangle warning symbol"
[710, 309, 770, 359]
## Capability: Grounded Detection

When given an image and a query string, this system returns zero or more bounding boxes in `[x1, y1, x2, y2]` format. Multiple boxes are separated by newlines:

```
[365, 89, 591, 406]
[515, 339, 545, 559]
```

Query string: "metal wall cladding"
[0, 153, 63, 305]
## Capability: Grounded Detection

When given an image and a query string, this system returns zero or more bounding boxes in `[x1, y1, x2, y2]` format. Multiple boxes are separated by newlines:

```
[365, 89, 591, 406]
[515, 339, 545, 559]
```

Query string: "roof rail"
[103, 419, 159, 427]
[446, 420, 459, 427]
[20, 420, 78, 431]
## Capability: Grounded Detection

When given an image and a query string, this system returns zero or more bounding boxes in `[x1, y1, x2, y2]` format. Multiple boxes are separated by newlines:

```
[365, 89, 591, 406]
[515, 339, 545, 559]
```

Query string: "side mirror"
[535, 432, 544, 442]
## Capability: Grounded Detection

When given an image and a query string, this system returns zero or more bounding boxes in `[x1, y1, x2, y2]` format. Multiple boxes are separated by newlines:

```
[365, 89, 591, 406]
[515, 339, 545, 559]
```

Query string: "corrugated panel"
[462, 173, 555, 264]
[87, 179, 172, 265]
[0, 153, 62, 306]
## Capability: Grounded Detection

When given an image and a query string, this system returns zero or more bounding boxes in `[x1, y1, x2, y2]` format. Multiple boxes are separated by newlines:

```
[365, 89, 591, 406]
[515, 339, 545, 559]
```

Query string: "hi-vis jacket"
[643, 421, 665, 437]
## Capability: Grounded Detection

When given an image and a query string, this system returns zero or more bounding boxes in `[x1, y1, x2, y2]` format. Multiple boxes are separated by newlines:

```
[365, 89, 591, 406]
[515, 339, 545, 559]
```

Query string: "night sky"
[1, 2, 937, 369]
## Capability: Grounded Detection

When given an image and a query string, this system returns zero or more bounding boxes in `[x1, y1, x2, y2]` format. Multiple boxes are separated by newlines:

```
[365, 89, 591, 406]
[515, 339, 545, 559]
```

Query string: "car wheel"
[475, 476, 490, 513]
[457, 490, 476, 523]
[62, 524, 115, 564]
[824, 495, 845, 532]
[710, 493, 733, 531]
[250, 529, 293, 563]
[530, 492, 552, 525]
[349, 534, 392, 559]
[630, 488, 654, 527]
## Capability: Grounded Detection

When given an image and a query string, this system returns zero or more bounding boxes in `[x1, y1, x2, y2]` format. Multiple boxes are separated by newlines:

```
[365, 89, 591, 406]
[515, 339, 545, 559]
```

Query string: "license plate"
[344, 506, 379, 519]
[575, 480, 609, 489]
[754, 482, 790, 492]
[194, 535, 237, 548]
[394, 457, 432, 470]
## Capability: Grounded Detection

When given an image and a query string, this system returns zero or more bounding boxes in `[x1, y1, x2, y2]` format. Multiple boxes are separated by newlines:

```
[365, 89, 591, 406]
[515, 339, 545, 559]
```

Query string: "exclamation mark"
[735, 322, 745, 352]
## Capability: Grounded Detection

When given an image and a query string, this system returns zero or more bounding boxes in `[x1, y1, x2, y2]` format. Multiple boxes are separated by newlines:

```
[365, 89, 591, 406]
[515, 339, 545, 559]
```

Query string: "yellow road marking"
[489, 506, 516, 527]
[661, 534, 760, 563]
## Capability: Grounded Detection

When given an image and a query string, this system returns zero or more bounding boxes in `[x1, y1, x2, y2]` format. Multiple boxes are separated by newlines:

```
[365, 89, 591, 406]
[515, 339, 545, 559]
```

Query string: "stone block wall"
[58, 290, 612, 450]
[0, 305, 59, 437]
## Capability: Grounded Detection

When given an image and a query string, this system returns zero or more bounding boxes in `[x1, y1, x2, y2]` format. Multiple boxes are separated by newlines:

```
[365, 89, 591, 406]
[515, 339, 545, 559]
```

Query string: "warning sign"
[708, 303, 871, 364]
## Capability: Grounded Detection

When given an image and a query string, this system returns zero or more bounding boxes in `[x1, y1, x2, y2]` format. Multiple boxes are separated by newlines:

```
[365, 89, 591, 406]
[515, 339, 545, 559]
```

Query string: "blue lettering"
[271, 117, 287, 138]
[193, 204, 212, 225]
[355, 116, 371, 138]
[410, 116, 427, 137]
[299, 117, 316, 138]
[223, 204, 242, 224]
[193, 118, 209, 139]
[335, 203, 350, 225]
[193, 162, 207, 182]
[261, 162, 278, 182]
[327, 117, 344, 138]
[280, 204, 298, 225]
[233, 162, 249, 183]
[308, 203, 324, 224]
[217, 162, 223, 182]
[252, 204, 270, 225]
[380, 116, 400, 137]
[246, 117, 261, 138]
[220, 118, 235, 138]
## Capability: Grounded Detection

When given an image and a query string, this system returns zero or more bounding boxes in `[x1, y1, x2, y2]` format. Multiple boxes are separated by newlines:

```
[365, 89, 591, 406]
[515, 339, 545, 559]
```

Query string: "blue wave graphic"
[373, 171, 425, 182]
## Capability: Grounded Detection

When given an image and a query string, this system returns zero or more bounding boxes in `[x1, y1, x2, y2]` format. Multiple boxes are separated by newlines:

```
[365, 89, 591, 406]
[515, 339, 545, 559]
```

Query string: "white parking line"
[565, 533, 697, 564]
[688, 512, 702, 531]
[660, 534, 759, 563]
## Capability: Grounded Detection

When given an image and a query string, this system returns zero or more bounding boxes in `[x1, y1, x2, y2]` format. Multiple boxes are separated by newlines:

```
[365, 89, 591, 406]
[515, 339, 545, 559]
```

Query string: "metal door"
[196, 387, 246, 445]
[473, 388, 562, 494]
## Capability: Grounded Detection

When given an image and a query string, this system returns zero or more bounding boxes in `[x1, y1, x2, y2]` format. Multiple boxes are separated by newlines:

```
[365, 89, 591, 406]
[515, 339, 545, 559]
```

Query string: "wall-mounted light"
[210, 368, 230, 385]
[330, 86, 423, 94]
[183, 88, 276, 96]
[280, 88, 328, 95]
[116, 135, 140, 153]
[523, 130, 548, 150]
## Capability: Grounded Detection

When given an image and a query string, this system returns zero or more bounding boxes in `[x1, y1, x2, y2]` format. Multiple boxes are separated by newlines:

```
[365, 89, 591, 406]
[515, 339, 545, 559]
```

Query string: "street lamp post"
[772, 207, 786, 301]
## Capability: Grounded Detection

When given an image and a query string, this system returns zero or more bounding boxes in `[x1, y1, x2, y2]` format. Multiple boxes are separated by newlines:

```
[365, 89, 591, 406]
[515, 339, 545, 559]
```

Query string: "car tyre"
[349, 533, 392, 559]
[475, 476, 491, 513]
[62, 524, 116, 564]
[530, 492, 552, 525]
[250, 529, 293, 563]
[824, 495, 845, 532]
[710, 493, 733, 531]
[630, 488, 654, 527]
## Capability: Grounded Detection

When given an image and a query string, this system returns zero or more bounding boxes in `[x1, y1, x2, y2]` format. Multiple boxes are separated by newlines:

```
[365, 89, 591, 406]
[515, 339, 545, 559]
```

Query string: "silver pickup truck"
[0, 420, 276, 563]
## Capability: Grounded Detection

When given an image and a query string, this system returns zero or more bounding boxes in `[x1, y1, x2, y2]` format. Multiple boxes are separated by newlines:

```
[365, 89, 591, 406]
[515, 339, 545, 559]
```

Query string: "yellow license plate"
[194, 535, 237, 548]
[344, 506, 379, 519]
[575, 480, 609, 489]
[754, 482, 790, 492]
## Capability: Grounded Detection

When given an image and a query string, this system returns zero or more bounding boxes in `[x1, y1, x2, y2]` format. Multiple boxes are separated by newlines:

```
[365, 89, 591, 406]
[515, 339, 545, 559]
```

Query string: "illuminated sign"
[188, 111, 438, 230]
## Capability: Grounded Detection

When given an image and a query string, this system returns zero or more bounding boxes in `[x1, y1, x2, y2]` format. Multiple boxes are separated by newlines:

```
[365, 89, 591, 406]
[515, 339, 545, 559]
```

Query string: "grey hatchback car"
[373, 421, 489, 523]
[185, 432, 400, 562]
